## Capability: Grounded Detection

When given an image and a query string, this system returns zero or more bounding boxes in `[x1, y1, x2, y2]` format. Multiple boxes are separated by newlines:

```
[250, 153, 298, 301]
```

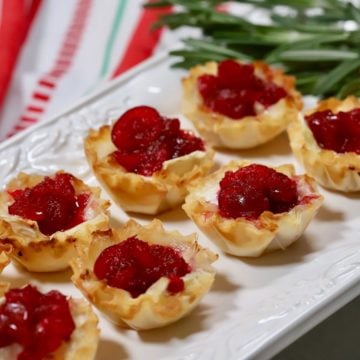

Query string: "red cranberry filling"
[0, 285, 75, 360]
[8, 173, 90, 236]
[93, 236, 191, 298]
[218, 164, 299, 219]
[305, 108, 360, 154]
[111, 106, 205, 176]
[197, 60, 287, 119]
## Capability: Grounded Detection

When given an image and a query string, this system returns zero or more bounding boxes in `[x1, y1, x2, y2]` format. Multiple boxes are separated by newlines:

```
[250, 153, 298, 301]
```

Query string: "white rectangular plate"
[1, 53, 360, 360]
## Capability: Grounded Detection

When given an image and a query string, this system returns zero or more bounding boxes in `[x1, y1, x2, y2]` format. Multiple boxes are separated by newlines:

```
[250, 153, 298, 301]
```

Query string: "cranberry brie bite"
[71, 219, 217, 330]
[288, 96, 360, 192]
[84, 106, 214, 215]
[0, 284, 99, 360]
[182, 59, 302, 149]
[0, 171, 110, 272]
[183, 161, 323, 257]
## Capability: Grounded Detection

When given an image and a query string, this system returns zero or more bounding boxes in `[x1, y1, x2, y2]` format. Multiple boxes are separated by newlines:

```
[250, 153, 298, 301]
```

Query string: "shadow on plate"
[321, 186, 360, 200]
[137, 303, 211, 343]
[157, 206, 189, 223]
[239, 233, 316, 267]
[211, 272, 239, 293]
[343, 191, 360, 200]
[110, 208, 190, 233]
[315, 205, 344, 222]
[27, 267, 73, 284]
[216, 132, 292, 159]
[123, 206, 189, 224]
[96, 339, 129, 360]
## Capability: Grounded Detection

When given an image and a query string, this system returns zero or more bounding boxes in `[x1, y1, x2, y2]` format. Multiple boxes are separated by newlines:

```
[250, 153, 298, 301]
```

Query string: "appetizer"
[85, 106, 214, 215]
[0, 171, 110, 272]
[288, 96, 360, 191]
[71, 219, 217, 330]
[182, 59, 302, 149]
[183, 161, 323, 257]
[0, 284, 99, 360]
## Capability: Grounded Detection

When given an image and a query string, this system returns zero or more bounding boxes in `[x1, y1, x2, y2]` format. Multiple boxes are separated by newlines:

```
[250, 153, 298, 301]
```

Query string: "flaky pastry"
[71, 219, 217, 330]
[84, 125, 214, 214]
[182, 60, 302, 149]
[0, 251, 10, 273]
[0, 285, 99, 360]
[0, 171, 110, 272]
[288, 96, 360, 192]
[183, 160, 323, 257]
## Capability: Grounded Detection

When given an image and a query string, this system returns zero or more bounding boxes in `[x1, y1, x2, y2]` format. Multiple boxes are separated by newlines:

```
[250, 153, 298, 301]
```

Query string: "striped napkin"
[0, 0, 174, 140]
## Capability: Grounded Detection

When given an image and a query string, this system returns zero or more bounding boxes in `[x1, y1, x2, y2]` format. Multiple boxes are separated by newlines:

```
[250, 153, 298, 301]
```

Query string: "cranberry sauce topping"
[305, 108, 360, 154]
[197, 60, 287, 119]
[8, 173, 90, 236]
[94, 236, 191, 297]
[0, 285, 75, 360]
[218, 164, 299, 219]
[111, 106, 205, 176]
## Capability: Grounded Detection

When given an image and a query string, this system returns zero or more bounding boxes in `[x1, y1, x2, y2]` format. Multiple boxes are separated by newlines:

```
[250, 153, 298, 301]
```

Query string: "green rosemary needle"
[145, 0, 360, 97]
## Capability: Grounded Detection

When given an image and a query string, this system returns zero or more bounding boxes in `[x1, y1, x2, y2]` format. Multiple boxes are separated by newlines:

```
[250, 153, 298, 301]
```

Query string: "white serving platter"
[1, 52, 360, 360]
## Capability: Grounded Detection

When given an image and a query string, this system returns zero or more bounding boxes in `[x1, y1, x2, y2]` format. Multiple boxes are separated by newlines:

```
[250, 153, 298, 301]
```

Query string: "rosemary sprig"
[145, 0, 360, 97]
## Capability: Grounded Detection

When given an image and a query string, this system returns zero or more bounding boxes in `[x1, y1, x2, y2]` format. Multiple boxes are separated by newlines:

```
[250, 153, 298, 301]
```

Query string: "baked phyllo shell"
[288, 96, 360, 192]
[84, 125, 214, 215]
[182, 61, 302, 149]
[183, 160, 323, 257]
[71, 219, 217, 330]
[0, 285, 100, 360]
[0, 171, 110, 272]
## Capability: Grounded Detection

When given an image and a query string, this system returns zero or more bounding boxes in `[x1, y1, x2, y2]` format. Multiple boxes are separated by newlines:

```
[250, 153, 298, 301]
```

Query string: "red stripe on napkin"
[112, 3, 172, 77]
[0, 0, 42, 110]
[7, 0, 92, 138]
